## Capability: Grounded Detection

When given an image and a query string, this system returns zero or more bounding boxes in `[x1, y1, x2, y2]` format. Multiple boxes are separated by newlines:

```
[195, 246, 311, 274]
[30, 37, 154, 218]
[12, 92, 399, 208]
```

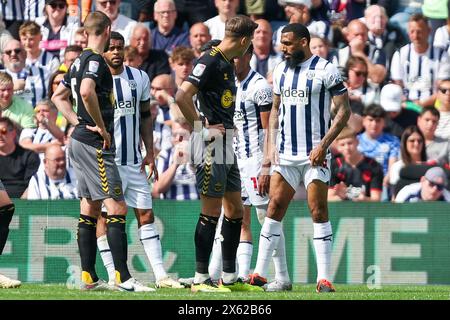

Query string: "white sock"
[222, 271, 237, 284]
[253, 217, 282, 278]
[272, 229, 290, 283]
[313, 221, 333, 282]
[236, 241, 253, 279]
[139, 223, 167, 281]
[255, 206, 267, 226]
[194, 272, 209, 284]
[208, 213, 224, 282]
[97, 235, 116, 283]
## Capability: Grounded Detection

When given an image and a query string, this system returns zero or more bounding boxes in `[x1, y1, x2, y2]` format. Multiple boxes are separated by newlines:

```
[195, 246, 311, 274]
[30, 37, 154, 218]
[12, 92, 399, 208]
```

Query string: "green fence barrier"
[1, 200, 450, 285]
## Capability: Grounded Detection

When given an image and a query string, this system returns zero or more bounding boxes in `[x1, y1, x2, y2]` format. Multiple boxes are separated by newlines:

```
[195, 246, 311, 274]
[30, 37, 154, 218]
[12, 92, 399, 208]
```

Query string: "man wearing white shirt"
[204, 0, 239, 40]
[391, 13, 439, 108]
[27, 144, 78, 200]
[95, 0, 137, 45]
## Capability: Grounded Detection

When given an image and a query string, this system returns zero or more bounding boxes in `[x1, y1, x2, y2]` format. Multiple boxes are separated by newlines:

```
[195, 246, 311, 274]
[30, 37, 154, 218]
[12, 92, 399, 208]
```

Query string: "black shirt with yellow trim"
[186, 47, 236, 130]
[63, 48, 115, 150]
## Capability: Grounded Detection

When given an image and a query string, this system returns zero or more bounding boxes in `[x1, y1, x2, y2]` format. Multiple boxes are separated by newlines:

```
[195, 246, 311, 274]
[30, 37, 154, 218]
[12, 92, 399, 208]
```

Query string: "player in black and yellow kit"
[176, 15, 262, 293]
[51, 11, 153, 292]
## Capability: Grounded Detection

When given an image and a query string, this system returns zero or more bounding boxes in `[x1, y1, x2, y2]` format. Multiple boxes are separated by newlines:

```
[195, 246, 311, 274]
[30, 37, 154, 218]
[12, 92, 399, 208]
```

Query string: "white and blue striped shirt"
[234, 69, 272, 160]
[390, 43, 440, 102]
[155, 147, 199, 200]
[1, 0, 24, 21]
[4, 66, 48, 107]
[24, 0, 45, 21]
[27, 170, 78, 200]
[272, 55, 346, 165]
[113, 65, 151, 166]
[26, 50, 60, 74]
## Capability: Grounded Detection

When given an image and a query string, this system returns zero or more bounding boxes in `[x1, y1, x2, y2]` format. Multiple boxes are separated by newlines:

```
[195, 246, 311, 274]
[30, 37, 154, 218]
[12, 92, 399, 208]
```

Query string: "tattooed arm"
[309, 92, 351, 166]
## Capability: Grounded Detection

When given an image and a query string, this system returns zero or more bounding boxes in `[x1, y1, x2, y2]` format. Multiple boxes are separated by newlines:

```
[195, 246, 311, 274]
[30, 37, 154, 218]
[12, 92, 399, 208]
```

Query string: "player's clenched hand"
[309, 145, 327, 167]
[86, 125, 111, 149]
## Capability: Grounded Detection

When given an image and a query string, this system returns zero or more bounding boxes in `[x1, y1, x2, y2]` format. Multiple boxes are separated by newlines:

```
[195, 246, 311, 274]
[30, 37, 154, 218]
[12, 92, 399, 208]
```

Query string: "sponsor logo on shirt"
[221, 89, 234, 108]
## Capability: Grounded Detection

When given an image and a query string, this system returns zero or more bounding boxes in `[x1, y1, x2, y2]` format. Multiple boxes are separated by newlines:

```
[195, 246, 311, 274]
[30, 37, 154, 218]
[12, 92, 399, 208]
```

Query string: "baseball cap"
[45, 0, 65, 4]
[278, 0, 312, 8]
[380, 83, 403, 112]
[425, 166, 448, 187]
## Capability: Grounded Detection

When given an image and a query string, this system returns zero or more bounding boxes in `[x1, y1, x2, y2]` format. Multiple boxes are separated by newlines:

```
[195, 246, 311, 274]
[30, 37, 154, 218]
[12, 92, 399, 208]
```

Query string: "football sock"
[236, 241, 253, 279]
[255, 205, 267, 226]
[313, 221, 333, 282]
[97, 235, 116, 283]
[77, 214, 98, 283]
[208, 213, 224, 282]
[221, 216, 242, 274]
[253, 217, 281, 278]
[194, 214, 218, 275]
[0, 204, 14, 255]
[272, 229, 290, 283]
[194, 272, 210, 284]
[106, 215, 131, 283]
[139, 223, 167, 281]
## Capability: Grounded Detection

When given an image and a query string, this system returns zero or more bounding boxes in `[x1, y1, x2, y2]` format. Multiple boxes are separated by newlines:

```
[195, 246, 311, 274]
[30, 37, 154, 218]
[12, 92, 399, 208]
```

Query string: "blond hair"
[84, 11, 111, 36]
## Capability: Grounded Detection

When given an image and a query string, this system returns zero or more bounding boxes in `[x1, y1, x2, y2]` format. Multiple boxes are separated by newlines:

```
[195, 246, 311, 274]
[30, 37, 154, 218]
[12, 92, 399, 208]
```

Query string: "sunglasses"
[49, 2, 66, 10]
[4, 48, 22, 56]
[438, 87, 450, 94]
[427, 179, 445, 191]
[352, 70, 368, 77]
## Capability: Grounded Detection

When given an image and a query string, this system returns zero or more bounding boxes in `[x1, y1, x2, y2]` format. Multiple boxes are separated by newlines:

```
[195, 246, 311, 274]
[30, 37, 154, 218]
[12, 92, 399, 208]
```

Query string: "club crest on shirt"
[193, 63, 206, 77]
[306, 71, 315, 79]
[129, 80, 137, 89]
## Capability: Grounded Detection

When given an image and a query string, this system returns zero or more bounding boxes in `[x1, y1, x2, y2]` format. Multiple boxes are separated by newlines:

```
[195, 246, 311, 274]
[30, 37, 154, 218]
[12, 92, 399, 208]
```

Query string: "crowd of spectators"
[0, 0, 449, 203]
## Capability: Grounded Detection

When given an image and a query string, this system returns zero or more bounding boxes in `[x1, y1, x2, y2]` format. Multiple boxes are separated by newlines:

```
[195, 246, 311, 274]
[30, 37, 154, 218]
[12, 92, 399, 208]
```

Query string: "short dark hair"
[420, 106, 440, 119]
[64, 45, 82, 55]
[363, 104, 386, 118]
[225, 15, 258, 38]
[110, 31, 125, 44]
[409, 13, 429, 25]
[0, 117, 17, 131]
[282, 23, 311, 43]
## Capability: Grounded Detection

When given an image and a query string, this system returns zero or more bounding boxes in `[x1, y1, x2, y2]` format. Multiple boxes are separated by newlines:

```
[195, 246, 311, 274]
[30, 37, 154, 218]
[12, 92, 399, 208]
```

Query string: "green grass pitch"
[1, 284, 450, 300]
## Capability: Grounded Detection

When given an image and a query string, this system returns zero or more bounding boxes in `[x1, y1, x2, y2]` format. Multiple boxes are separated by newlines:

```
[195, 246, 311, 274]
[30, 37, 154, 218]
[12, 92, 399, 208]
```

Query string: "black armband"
[141, 110, 151, 118]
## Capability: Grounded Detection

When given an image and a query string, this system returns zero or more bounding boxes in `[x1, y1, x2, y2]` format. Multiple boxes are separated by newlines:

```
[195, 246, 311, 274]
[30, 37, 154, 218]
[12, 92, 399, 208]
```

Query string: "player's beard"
[286, 49, 305, 69]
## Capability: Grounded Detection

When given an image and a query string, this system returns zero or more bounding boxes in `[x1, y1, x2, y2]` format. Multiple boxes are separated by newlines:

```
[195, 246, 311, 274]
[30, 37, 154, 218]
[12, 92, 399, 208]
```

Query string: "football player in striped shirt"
[97, 31, 183, 289]
[254, 23, 351, 293]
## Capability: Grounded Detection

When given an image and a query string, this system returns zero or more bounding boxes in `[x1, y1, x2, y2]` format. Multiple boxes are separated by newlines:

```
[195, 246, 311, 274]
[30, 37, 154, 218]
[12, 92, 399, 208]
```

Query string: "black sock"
[194, 214, 218, 274]
[77, 214, 98, 283]
[0, 204, 14, 255]
[221, 216, 242, 274]
[106, 215, 131, 283]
